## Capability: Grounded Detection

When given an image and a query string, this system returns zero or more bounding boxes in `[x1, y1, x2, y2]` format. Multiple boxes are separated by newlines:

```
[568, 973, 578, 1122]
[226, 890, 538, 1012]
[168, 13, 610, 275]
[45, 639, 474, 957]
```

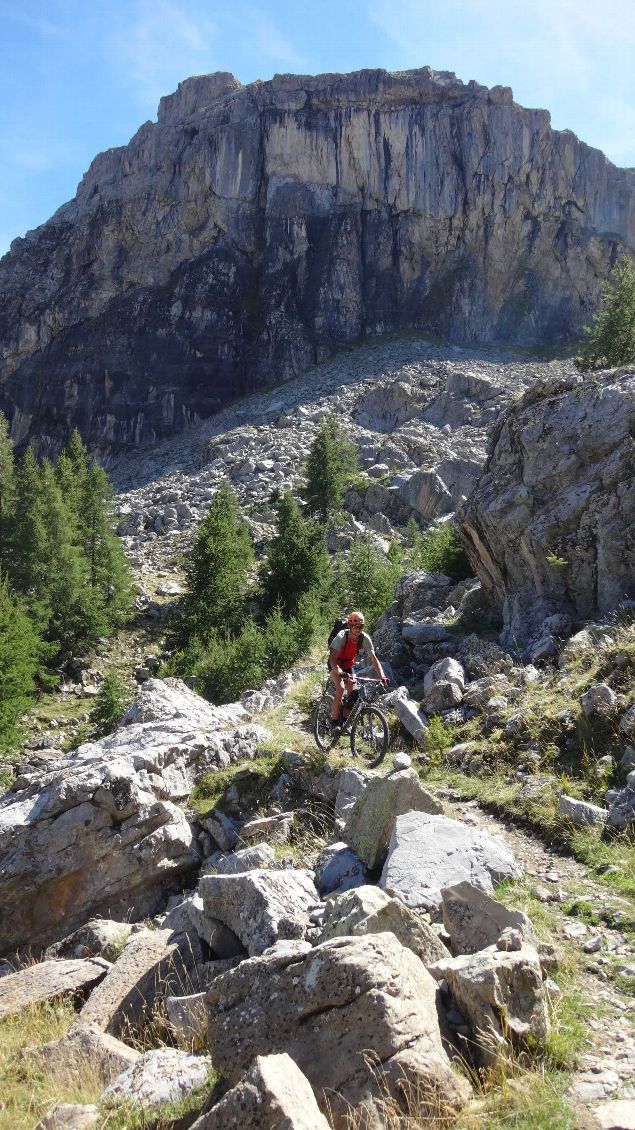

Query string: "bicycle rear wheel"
[350, 706, 389, 767]
[313, 692, 341, 752]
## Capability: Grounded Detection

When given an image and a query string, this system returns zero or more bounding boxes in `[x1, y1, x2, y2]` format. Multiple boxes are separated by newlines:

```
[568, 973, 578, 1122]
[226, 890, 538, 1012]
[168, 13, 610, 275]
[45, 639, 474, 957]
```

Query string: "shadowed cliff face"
[1, 66, 634, 454]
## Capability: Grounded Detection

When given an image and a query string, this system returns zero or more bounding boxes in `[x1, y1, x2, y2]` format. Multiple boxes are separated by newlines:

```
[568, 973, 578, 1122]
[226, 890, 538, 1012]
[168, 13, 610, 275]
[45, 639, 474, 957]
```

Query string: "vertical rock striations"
[1, 67, 635, 452]
[457, 369, 635, 648]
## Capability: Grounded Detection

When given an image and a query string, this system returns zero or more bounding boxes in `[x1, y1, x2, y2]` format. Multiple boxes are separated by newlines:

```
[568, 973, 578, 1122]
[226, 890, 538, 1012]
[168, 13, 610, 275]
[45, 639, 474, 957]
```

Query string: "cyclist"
[328, 611, 388, 730]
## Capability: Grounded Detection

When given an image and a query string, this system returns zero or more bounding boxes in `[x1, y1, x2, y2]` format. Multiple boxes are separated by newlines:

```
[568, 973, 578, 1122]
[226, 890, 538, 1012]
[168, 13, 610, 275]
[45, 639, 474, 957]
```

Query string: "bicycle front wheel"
[350, 706, 389, 767]
[313, 692, 340, 752]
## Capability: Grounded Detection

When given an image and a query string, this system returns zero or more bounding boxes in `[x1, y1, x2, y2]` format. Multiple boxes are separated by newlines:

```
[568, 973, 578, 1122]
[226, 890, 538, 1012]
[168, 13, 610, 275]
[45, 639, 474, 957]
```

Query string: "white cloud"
[244, 6, 304, 70]
[367, 0, 635, 161]
[113, 0, 218, 113]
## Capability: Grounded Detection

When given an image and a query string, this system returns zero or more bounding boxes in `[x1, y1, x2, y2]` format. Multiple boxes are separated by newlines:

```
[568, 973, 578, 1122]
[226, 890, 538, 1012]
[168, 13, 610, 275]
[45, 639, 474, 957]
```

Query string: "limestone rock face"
[205, 932, 469, 1127]
[1, 68, 633, 454]
[458, 371, 635, 648]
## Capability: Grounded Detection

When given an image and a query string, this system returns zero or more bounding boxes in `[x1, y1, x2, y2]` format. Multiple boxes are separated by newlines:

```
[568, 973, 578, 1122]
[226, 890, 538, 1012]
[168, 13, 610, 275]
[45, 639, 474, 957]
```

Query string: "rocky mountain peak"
[1, 66, 634, 455]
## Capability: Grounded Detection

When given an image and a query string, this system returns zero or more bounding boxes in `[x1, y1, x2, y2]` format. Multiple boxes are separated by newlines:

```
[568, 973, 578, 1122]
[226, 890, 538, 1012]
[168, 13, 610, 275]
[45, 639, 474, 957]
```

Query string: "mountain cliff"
[1, 66, 634, 453]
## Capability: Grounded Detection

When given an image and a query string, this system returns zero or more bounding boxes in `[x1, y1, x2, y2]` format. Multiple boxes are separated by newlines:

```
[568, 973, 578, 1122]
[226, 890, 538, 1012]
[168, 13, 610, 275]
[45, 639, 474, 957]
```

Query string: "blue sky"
[1, 0, 634, 258]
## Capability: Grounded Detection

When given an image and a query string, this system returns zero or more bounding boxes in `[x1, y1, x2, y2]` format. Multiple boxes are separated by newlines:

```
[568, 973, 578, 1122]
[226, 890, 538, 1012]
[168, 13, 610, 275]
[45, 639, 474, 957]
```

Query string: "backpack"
[327, 618, 364, 658]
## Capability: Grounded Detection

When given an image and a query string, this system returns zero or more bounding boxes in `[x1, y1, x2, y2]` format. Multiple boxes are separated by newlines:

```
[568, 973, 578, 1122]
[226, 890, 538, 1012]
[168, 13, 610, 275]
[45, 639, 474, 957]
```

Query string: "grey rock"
[24, 1024, 140, 1087]
[78, 928, 199, 1039]
[333, 767, 368, 822]
[581, 684, 618, 716]
[441, 880, 535, 955]
[392, 752, 412, 770]
[559, 794, 608, 827]
[382, 686, 429, 745]
[380, 811, 521, 915]
[622, 747, 635, 773]
[430, 944, 549, 1066]
[0, 958, 110, 1020]
[166, 993, 208, 1050]
[320, 885, 448, 965]
[34, 1105, 99, 1129]
[205, 933, 469, 1127]
[101, 1047, 212, 1109]
[458, 371, 635, 648]
[190, 1053, 331, 1130]
[1, 69, 633, 455]
[44, 920, 133, 963]
[202, 842, 275, 875]
[198, 869, 318, 956]
[314, 843, 367, 896]
[344, 768, 442, 871]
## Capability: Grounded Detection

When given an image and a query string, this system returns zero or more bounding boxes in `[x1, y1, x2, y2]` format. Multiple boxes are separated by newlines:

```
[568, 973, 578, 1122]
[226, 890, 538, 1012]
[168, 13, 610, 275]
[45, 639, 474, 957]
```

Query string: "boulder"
[333, 767, 368, 823]
[430, 943, 550, 1066]
[559, 794, 608, 828]
[344, 768, 442, 871]
[458, 371, 635, 648]
[198, 869, 318, 956]
[205, 933, 469, 1127]
[395, 572, 454, 619]
[166, 893, 246, 959]
[202, 842, 275, 875]
[78, 928, 199, 1038]
[593, 1100, 635, 1130]
[34, 1105, 99, 1129]
[580, 684, 618, 717]
[422, 680, 464, 712]
[424, 658, 466, 693]
[441, 881, 535, 955]
[190, 1053, 330, 1129]
[101, 1047, 212, 1109]
[44, 920, 133, 963]
[383, 686, 430, 745]
[0, 681, 273, 955]
[0, 958, 110, 1019]
[314, 843, 367, 896]
[380, 812, 521, 916]
[166, 993, 208, 1050]
[24, 1024, 140, 1086]
[320, 885, 448, 965]
[121, 677, 247, 730]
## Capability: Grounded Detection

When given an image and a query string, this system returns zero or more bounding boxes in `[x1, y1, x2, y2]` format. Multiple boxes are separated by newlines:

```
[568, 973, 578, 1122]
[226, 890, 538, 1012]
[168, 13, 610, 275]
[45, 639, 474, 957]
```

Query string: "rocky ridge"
[1, 65, 634, 453]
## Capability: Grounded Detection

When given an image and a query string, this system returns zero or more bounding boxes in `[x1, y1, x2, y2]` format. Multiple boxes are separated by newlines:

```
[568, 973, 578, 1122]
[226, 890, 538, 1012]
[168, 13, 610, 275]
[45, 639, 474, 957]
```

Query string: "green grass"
[189, 752, 286, 817]
[0, 999, 102, 1130]
[426, 766, 635, 918]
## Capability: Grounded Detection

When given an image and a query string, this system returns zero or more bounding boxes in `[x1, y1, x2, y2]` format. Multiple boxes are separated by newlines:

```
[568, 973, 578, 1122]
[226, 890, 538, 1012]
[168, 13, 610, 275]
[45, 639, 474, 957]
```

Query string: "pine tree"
[8, 447, 50, 613]
[181, 480, 254, 640]
[38, 459, 106, 654]
[259, 493, 329, 617]
[576, 256, 635, 371]
[0, 578, 43, 753]
[304, 416, 359, 524]
[0, 413, 15, 575]
[79, 463, 132, 623]
[339, 533, 402, 629]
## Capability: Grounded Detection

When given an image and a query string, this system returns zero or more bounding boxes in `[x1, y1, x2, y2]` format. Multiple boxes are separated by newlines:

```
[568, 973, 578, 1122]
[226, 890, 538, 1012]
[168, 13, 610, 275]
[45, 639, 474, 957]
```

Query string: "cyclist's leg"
[330, 669, 345, 721]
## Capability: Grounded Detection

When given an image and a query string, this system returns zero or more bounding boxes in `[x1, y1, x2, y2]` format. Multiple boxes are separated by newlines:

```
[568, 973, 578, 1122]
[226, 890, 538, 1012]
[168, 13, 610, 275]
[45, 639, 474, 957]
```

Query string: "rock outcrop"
[457, 370, 635, 648]
[0, 679, 269, 954]
[1, 67, 634, 453]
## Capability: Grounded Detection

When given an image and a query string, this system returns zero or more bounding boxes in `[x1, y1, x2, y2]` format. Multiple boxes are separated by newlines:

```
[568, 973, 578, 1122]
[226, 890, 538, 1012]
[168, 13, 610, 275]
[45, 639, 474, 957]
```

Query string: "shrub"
[408, 519, 471, 580]
[91, 671, 131, 736]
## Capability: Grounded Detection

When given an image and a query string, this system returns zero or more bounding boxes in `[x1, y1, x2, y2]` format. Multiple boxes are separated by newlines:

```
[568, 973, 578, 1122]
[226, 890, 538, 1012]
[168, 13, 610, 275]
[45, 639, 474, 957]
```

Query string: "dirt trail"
[435, 783, 635, 1110]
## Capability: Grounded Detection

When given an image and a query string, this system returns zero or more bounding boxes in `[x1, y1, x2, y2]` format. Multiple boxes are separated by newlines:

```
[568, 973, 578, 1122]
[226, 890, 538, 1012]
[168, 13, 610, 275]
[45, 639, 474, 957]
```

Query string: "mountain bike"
[313, 676, 390, 768]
